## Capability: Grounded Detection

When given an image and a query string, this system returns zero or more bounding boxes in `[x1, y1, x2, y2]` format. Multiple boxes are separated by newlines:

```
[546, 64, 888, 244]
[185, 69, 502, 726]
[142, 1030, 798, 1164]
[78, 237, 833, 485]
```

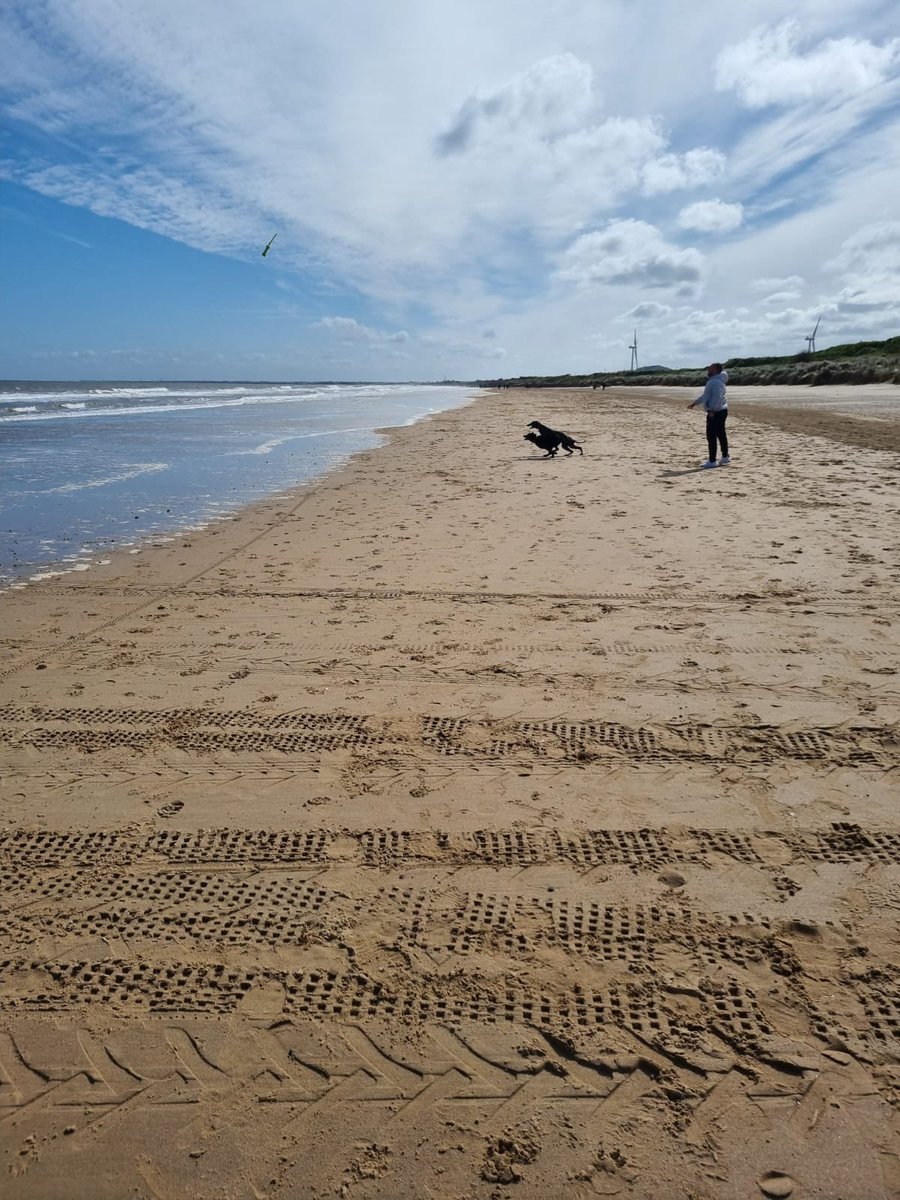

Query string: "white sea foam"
[0, 385, 177, 403]
[88, 387, 172, 397]
[228, 426, 375, 456]
[0, 381, 365, 402]
[0, 390, 332, 422]
[0, 382, 466, 423]
[27, 559, 95, 583]
[12, 462, 169, 497]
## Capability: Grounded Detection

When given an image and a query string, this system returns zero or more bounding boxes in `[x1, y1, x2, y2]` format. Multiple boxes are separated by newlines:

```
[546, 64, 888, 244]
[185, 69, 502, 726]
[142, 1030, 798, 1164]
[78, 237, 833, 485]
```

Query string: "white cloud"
[812, 222, 900, 332]
[641, 148, 725, 194]
[833, 284, 900, 313]
[430, 54, 708, 239]
[4, 161, 251, 253]
[0, 17, 728, 285]
[2, 1, 899, 378]
[677, 200, 744, 233]
[634, 283, 900, 363]
[624, 302, 672, 320]
[435, 53, 595, 154]
[313, 318, 371, 340]
[557, 220, 704, 292]
[312, 317, 410, 347]
[824, 220, 900, 278]
[750, 275, 806, 293]
[421, 334, 507, 361]
[716, 21, 900, 108]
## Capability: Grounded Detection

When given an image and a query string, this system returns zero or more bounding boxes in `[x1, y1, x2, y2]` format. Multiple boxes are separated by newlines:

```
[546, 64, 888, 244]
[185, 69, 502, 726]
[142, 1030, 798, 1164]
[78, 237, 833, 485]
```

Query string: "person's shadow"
[658, 466, 726, 478]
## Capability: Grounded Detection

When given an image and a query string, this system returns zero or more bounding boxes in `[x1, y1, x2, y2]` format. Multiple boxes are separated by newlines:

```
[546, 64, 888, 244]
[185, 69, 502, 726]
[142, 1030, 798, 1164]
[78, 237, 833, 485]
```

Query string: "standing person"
[687, 362, 730, 467]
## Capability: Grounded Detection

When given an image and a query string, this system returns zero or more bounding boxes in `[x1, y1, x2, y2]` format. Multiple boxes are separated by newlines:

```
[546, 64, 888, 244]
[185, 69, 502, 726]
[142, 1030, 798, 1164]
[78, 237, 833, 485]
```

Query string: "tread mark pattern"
[1, 705, 895, 766]
[1, 824, 898, 869]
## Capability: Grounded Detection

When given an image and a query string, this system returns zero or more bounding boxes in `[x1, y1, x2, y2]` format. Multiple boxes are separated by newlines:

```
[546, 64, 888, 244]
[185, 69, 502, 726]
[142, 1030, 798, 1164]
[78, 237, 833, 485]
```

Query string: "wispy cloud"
[750, 275, 806, 293]
[1, 1, 898, 375]
[421, 333, 507, 362]
[824, 219, 900, 278]
[312, 317, 411, 348]
[715, 20, 900, 208]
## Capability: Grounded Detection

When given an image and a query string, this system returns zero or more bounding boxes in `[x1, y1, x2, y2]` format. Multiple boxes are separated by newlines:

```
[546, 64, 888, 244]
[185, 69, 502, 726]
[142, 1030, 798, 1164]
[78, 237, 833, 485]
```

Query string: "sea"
[0, 380, 479, 589]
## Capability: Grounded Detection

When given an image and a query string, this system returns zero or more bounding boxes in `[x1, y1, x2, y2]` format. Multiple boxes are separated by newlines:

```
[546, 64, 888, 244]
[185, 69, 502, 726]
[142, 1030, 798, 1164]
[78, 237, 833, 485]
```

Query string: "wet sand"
[1, 385, 899, 1199]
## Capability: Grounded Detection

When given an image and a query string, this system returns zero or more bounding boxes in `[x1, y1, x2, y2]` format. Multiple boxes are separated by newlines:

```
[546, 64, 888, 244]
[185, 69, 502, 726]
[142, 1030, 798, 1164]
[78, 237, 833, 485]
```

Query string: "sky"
[1, 0, 899, 381]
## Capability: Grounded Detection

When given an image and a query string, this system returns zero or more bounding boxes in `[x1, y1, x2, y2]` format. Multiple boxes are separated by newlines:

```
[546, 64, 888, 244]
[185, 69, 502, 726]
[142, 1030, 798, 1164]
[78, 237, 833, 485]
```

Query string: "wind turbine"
[629, 330, 638, 371]
[805, 316, 821, 354]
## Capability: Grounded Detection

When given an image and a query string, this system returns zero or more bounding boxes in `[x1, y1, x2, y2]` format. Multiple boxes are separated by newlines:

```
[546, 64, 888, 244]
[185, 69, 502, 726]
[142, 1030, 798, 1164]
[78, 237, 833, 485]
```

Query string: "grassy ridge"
[478, 334, 900, 389]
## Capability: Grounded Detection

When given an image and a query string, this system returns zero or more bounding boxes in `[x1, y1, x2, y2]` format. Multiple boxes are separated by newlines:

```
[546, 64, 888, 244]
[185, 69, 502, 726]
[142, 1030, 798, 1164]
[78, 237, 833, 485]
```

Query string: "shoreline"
[0, 387, 483, 593]
[1, 384, 898, 1198]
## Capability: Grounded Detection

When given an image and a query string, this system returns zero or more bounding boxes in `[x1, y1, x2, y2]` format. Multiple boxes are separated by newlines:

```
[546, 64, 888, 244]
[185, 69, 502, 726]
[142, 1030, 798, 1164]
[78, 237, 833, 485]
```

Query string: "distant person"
[687, 362, 730, 467]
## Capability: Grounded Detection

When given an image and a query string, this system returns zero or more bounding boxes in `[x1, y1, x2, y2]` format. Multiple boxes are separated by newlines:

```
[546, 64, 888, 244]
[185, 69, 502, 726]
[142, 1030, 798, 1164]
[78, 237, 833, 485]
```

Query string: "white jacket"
[692, 370, 728, 412]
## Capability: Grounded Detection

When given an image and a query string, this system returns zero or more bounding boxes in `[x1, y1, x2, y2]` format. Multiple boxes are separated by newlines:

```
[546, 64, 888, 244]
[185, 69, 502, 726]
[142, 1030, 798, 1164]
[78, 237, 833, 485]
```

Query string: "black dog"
[524, 429, 580, 457]
[524, 429, 561, 457]
[525, 421, 583, 456]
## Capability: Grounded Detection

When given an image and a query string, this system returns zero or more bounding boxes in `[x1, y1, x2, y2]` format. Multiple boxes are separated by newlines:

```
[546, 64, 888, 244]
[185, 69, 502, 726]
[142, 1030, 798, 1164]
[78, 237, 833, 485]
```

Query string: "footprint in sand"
[758, 1172, 796, 1198]
[659, 869, 685, 889]
[158, 799, 185, 818]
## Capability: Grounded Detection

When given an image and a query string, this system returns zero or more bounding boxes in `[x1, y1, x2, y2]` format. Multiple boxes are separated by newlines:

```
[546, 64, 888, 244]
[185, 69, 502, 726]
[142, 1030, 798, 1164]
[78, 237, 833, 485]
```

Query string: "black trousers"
[706, 410, 728, 460]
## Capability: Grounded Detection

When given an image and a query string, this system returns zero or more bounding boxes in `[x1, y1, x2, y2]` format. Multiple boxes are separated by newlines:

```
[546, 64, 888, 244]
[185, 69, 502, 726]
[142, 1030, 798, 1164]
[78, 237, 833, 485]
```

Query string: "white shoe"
[719, 456, 731, 465]
[701, 460, 718, 468]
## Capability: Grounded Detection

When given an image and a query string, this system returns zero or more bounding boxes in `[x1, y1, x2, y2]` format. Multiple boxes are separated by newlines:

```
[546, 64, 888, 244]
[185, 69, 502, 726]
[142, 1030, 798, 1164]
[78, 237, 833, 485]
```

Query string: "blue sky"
[2, 1, 899, 381]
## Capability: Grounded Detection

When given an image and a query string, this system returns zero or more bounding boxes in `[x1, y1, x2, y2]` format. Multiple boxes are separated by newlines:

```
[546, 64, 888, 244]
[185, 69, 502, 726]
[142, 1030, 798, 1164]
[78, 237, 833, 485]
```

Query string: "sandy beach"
[1, 384, 899, 1199]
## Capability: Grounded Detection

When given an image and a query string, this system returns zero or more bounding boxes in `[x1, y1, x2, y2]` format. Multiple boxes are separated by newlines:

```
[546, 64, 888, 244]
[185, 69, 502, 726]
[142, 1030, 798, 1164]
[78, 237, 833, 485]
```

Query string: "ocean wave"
[0, 389, 336, 422]
[0, 383, 319, 404]
[87, 386, 174, 397]
[0, 389, 105, 402]
[0, 383, 466, 421]
[0, 381, 458, 402]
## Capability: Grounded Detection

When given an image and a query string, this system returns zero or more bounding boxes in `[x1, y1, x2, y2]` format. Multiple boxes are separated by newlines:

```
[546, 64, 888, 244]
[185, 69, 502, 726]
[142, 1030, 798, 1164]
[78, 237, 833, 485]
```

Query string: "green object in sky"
[261, 232, 278, 257]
